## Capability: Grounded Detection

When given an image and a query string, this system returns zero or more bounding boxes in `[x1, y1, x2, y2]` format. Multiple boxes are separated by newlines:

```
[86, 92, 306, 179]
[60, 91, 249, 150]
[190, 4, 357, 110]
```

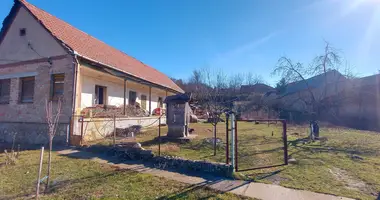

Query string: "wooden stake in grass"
[113, 114, 116, 147]
[36, 146, 44, 200]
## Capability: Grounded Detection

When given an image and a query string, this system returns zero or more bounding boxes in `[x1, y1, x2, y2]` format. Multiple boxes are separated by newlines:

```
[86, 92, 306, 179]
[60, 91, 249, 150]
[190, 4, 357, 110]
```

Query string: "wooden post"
[113, 114, 116, 147]
[213, 124, 217, 156]
[283, 121, 288, 165]
[123, 79, 127, 115]
[80, 116, 84, 145]
[234, 117, 238, 172]
[36, 146, 44, 200]
[17, 144, 20, 158]
[225, 114, 229, 164]
[149, 86, 152, 116]
[158, 116, 161, 156]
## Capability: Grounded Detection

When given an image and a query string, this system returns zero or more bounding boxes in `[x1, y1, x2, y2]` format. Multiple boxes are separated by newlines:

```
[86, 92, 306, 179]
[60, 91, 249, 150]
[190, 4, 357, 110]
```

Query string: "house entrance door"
[95, 85, 107, 105]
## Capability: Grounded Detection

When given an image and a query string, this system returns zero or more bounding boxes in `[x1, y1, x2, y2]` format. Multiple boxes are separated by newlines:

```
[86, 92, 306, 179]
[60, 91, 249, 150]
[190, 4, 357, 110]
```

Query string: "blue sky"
[1, 0, 379, 85]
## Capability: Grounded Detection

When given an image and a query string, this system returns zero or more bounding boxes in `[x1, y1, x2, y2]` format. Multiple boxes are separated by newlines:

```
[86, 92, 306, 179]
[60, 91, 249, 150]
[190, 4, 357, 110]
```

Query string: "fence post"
[234, 114, 238, 172]
[283, 121, 288, 165]
[113, 114, 116, 147]
[230, 114, 235, 171]
[158, 116, 161, 156]
[213, 124, 217, 156]
[225, 114, 229, 164]
[80, 115, 84, 145]
[36, 146, 44, 200]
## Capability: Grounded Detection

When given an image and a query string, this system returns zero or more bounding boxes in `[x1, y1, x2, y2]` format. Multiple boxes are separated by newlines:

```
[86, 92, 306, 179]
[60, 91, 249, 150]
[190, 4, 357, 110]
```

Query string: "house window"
[95, 85, 107, 105]
[19, 28, 26, 36]
[129, 91, 137, 105]
[20, 76, 35, 103]
[158, 97, 163, 108]
[51, 74, 64, 99]
[0, 79, 10, 104]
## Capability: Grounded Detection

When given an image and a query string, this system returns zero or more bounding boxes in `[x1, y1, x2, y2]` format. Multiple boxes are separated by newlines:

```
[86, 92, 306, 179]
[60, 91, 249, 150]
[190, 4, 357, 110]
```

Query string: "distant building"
[240, 83, 274, 94]
[265, 70, 380, 130]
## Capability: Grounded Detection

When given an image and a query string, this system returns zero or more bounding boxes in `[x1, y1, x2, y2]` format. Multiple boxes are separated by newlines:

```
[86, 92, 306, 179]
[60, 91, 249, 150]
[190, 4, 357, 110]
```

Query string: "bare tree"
[228, 73, 244, 95]
[245, 72, 264, 85]
[189, 69, 204, 86]
[272, 42, 347, 113]
[272, 56, 316, 108]
[199, 69, 232, 156]
[45, 98, 62, 191]
[311, 42, 341, 75]
[271, 42, 358, 138]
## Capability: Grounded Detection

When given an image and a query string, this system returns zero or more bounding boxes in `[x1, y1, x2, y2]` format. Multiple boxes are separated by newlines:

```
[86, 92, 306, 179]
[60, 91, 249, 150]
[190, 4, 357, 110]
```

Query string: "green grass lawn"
[108, 121, 380, 200]
[0, 150, 253, 200]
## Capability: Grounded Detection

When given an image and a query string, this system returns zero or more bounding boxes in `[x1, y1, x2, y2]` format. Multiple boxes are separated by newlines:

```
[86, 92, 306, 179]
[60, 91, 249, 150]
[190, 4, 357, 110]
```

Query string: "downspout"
[68, 54, 79, 145]
[71, 55, 79, 116]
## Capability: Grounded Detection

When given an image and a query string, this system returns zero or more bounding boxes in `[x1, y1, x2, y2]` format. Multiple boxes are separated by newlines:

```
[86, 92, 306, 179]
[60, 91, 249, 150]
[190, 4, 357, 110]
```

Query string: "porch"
[75, 62, 176, 116]
[70, 61, 178, 144]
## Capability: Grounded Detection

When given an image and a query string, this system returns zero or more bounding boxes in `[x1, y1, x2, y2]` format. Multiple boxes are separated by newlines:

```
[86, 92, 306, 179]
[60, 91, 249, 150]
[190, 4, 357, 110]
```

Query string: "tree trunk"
[213, 124, 217, 156]
[46, 138, 52, 191]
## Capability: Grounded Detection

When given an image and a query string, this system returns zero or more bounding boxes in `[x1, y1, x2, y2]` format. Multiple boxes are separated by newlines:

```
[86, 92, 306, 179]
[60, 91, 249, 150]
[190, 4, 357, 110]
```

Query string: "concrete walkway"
[58, 149, 352, 200]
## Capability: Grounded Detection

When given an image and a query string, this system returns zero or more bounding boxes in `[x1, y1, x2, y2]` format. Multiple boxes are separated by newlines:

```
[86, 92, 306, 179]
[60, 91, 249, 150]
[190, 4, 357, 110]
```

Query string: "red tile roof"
[18, 0, 183, 93]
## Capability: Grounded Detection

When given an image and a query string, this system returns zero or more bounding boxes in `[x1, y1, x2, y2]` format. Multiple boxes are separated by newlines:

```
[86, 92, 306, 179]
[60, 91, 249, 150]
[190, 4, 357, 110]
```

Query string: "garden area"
[94, 121, 380, 200]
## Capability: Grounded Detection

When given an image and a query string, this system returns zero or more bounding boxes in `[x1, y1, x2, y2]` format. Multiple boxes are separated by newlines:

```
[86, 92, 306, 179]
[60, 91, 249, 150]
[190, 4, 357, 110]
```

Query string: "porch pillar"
[123, 79, 127, 115]
[149, 86, 152, 116]
[165, 90, 168, 109]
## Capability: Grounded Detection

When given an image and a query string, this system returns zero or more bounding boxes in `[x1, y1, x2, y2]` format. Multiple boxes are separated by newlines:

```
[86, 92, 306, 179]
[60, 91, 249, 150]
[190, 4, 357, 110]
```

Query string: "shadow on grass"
[157, 180, 222, 200]
[57, 149, 255, 199]
[58, 149, 230, 184]
[238, 146, 284, 157]
[156, 179, 251, 200]
[47, 170, 130, 194]
[287, 137, 379, 156]
[139, 136, 193, 146]
[0, 161, 131, 200]
[252, 169, 285, 181]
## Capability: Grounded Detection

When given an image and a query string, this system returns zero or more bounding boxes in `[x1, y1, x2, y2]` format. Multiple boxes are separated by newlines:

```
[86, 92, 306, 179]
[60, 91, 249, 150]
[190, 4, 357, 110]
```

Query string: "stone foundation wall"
[0, 122, 69, 145]
[84, 144, 233, 177]
[152, 156, 232, 176]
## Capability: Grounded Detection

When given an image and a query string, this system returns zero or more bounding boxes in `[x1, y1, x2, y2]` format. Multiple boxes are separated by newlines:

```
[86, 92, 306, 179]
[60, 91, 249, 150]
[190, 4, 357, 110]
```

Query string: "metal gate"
[226, 115, 288, 172]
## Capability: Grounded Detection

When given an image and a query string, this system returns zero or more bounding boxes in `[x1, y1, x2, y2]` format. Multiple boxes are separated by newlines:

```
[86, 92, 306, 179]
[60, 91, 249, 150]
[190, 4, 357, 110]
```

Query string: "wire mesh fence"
[72, 113, 166, 146]
[235, 120, 287, 171]
[73, 113, 288, 170]
[74, 113, 229, 164]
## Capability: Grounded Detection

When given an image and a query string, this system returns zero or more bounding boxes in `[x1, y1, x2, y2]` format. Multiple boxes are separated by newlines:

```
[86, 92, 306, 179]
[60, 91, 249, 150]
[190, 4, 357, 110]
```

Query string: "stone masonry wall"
[0, 56, 75, 123]
[0, 55, 75, 144]
[85, 144, 233, 177]
[0, 122, 69, 145]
